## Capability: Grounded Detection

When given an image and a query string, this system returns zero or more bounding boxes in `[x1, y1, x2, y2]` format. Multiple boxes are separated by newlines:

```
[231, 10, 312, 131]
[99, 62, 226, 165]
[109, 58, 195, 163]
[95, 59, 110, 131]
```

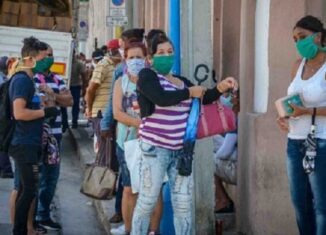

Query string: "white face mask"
[126, 58, 145, 77]
[92, 61, 97, 68]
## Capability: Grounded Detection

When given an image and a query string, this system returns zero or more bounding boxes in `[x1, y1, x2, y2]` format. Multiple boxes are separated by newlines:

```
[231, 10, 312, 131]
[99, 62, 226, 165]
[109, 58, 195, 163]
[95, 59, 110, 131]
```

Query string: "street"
[0, 132, 106, 235]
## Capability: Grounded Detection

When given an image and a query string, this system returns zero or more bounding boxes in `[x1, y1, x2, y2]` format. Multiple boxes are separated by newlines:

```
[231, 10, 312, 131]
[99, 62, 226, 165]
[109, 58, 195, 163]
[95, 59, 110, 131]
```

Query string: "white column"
[253, 0, 270, 113]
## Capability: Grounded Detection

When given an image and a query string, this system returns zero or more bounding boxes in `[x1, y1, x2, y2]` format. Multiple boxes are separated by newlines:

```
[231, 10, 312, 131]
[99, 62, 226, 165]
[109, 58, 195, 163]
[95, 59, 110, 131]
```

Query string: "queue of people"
[81, 27, 238, 235]
[2, 14, 325, 235]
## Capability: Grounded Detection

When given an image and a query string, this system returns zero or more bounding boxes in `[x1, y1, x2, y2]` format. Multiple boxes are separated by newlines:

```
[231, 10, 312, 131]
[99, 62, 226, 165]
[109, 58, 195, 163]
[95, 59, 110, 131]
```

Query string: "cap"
[107, 39, 120, 50]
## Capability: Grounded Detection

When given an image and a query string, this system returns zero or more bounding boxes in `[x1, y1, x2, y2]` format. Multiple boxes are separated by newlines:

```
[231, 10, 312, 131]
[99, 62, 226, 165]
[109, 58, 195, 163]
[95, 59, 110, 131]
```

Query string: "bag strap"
[311, 108, 317, 134]
[217, 102, 229, 131]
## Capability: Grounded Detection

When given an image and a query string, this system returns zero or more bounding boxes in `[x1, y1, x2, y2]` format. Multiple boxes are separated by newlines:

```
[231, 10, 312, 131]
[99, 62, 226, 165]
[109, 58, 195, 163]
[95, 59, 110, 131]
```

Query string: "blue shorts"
[116, 145, 131, 187]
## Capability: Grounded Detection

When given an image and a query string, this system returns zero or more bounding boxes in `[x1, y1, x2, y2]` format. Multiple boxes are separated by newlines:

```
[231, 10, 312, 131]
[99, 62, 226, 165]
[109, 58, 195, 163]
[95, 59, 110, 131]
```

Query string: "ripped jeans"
[131, 142, 193, 235]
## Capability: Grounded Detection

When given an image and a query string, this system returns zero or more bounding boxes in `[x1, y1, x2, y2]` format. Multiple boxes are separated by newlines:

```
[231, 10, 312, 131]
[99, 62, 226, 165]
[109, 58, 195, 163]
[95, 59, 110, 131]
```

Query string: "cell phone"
[275, 93, 304, 117]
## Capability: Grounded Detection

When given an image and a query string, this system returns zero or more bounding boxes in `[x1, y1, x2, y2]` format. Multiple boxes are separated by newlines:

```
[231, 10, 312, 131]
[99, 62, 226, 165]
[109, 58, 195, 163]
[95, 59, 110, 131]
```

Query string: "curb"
[68, 128, 113, 235]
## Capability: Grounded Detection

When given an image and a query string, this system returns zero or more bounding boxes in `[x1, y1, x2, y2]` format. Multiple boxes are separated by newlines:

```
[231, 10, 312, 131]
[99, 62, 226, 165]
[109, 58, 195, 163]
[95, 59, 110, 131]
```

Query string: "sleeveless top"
[116, 74, 139, 150]
[139, 74, 192, 150]
[287, 58, 326, 139]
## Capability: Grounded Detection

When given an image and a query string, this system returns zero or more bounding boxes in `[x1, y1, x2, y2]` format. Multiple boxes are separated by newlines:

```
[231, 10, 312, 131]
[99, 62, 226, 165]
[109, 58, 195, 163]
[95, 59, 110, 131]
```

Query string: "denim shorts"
[116, 145, 131, 187]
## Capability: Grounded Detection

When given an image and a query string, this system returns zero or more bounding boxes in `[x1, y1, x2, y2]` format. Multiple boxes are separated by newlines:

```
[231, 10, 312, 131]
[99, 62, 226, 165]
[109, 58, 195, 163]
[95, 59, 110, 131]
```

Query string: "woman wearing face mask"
[277, 15, 326, 235]
[112, 42, 162, 235]
[132, 34, 237, 235]
[8, 37, 58, 235]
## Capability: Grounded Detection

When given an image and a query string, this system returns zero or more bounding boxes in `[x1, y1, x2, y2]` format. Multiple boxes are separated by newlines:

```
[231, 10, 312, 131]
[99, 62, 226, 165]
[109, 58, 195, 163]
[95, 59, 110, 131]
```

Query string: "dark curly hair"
[21, 37, 48, 58]
[295, 15, 326, 46]
[149, 34, 174, 56]
[121, 28, 145, 43]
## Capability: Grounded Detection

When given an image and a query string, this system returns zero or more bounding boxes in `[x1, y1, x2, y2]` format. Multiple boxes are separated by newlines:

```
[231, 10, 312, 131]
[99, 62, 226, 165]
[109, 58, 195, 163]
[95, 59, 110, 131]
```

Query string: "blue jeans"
[36, 138, 62, 221]
[131, 142, 193, 235]
[287, 138, 326, 235]
[70, 85, 81, 125]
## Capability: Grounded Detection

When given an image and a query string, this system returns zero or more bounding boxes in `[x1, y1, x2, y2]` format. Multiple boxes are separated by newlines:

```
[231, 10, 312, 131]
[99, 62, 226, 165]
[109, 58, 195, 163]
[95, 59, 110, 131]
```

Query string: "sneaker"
[34, 222, 47, 234]
[110, 224, 127, 235]
[38, 219, 62, 231]
[109, 213, 123, 223]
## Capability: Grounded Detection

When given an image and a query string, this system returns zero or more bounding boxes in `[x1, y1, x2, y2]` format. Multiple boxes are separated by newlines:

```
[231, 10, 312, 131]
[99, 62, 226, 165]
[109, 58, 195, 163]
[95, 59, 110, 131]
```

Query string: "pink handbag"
[197, 102, 237, 139]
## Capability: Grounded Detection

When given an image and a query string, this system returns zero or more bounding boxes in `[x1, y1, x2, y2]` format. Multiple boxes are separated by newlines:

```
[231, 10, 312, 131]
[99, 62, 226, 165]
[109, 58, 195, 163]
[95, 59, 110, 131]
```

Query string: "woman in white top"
[277, 15, 326, 235]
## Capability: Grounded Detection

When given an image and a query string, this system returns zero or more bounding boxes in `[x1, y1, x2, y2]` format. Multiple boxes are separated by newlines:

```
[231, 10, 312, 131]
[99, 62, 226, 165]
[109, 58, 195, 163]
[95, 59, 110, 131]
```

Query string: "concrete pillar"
[169, 0, 180, 75]
[181, 0, 215, 234]
[125, 0, 133, 29]
[237, 0, 306, 234]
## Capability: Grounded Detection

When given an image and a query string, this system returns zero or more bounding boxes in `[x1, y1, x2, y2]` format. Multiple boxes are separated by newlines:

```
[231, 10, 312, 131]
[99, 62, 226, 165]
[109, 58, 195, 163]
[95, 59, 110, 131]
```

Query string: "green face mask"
[33, 57, 54, 73]
[152, 54, 174, 75]
[296, 34, 326, 60]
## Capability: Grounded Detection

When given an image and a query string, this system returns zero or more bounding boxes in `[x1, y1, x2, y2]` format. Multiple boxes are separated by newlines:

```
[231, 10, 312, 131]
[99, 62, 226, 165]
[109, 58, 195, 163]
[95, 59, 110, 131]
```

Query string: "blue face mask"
[220, 95, 233, 108]
[126, 58, 145, 76]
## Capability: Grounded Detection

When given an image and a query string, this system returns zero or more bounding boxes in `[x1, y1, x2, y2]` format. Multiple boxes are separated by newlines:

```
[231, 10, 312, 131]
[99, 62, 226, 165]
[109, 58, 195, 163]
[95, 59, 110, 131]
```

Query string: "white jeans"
[131, 142, 193, 235]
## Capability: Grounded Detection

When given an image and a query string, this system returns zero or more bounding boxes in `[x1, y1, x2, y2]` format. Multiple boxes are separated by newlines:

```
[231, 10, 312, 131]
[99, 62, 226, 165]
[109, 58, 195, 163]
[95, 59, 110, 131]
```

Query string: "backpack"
[0, 79, 14, 153]
[42, 123, 60, 165]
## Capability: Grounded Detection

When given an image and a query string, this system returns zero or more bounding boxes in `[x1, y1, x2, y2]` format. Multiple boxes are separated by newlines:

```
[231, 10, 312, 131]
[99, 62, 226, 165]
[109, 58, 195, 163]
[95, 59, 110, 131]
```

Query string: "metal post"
[169, 0, 181, 75]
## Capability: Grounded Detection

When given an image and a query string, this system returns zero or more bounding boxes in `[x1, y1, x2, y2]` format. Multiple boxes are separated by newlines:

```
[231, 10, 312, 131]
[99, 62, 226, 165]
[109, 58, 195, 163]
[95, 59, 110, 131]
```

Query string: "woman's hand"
[289, 104, 310, 118]
[189, 86, 207, 98]
[217, 77, 238, 93]
[277, 117, 289, 132]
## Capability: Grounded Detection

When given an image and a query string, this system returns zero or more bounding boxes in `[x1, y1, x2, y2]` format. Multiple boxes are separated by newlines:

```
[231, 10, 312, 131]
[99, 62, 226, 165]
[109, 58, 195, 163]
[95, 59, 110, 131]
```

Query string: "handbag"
[80, 165, 116, 199]
[124, 138, 142, 193]
[42, 123, 60, 165]
[197, 102, 236, 139]
[80, 129, 117, 200]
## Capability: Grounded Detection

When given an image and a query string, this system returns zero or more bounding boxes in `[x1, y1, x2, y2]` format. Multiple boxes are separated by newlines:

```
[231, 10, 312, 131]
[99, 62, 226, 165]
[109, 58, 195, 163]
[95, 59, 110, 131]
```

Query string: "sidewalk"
[68, 127, 115, 235]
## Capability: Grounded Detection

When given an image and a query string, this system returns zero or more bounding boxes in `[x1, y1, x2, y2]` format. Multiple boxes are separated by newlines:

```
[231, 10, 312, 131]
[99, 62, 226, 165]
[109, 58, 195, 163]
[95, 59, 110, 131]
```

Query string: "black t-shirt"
[9, 72, 43, 147]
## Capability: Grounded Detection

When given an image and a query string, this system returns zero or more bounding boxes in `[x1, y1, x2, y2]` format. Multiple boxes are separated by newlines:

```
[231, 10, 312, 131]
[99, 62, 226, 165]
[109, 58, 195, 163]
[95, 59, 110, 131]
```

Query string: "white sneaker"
[110, 224, 127, 235]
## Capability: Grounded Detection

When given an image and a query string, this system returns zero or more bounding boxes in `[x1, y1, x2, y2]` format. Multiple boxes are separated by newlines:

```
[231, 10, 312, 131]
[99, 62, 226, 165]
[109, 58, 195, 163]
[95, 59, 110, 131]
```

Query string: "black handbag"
[303, 108, 317, 174]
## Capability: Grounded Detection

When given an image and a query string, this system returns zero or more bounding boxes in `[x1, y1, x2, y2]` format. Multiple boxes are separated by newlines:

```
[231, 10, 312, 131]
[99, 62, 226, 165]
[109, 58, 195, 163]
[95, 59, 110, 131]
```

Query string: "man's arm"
[85, 81, 100, 118]
[54, 89, 73, 107]
[100, 66, 122, 132]
[85, 63, 105, 118]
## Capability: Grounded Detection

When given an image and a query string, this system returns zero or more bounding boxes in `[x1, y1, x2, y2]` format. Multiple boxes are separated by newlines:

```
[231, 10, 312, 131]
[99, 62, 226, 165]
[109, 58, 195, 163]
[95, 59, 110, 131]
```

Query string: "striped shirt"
[34, 73, 66, 140]
[139, 75, 191, 150]
[90, 56, 114, 117]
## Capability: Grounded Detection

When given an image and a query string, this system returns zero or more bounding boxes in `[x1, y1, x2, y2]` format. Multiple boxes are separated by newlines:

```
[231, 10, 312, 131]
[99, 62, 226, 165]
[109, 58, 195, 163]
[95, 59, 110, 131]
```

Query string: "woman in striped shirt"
[131, 34, 237, 235]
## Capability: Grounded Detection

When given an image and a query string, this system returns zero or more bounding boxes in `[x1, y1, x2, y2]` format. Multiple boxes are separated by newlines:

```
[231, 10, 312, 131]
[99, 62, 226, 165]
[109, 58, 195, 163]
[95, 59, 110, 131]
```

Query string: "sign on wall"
[106, 0, 128, 26]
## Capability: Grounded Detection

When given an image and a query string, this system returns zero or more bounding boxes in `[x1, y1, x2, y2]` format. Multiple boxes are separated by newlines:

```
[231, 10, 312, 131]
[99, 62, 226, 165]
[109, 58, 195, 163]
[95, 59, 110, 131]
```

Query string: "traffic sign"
[110, 8, 126, 17]
[112, 0, 124, 6]
[106, 16, 128, 26]
[110, 0, 125, 8]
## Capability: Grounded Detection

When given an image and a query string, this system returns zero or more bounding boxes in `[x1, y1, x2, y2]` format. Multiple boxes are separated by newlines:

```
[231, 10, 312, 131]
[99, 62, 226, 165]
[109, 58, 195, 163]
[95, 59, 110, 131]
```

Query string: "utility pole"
[181, 0, 215, 234]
